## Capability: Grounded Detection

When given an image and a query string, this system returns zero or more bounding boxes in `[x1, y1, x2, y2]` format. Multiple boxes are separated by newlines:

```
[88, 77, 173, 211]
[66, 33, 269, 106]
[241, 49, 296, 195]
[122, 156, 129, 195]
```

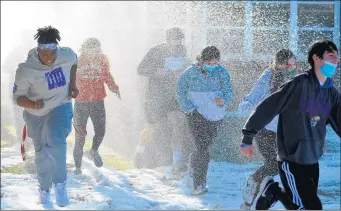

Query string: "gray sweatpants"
[73, 100, 106, 169]
[23, 103, 73, 191]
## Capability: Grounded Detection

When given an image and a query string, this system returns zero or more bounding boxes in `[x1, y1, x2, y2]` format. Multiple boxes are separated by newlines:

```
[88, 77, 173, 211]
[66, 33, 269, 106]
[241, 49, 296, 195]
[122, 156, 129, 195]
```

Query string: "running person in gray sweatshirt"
[238, 49, 297, 209]
[12, 26, 78, 207]
[177, 46, 233, 195]
[240, 40, 341, 210]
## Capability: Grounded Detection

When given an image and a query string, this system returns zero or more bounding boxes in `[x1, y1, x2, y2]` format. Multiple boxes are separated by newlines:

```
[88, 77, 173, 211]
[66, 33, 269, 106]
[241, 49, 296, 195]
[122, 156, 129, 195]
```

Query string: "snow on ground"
[1, 131, 340, 210]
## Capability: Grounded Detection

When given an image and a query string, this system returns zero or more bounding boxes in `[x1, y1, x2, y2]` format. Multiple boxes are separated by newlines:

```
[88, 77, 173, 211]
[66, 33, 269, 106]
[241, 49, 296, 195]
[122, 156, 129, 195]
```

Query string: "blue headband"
[38, 43, 57, 50]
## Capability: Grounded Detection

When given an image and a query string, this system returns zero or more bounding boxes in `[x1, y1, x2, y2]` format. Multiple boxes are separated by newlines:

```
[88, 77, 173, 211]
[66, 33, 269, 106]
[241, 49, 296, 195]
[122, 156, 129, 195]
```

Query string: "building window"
[250, 2, 290, 57]
[252, 30, 289, 55]
[146, 1, 339, 61]
[298, 4, 334, 27]
[252, 3, 290, 27]
[296, 3, 335, 58]
[206, 29, 244, 55]
[297, 30, 333, 54]
[205, 2, 245, 27]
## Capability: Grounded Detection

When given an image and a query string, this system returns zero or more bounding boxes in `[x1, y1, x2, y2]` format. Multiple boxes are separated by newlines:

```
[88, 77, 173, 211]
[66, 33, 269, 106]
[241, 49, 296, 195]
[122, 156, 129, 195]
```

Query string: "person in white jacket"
[12, 26, 78, 207]
[238, 49, 296, 209]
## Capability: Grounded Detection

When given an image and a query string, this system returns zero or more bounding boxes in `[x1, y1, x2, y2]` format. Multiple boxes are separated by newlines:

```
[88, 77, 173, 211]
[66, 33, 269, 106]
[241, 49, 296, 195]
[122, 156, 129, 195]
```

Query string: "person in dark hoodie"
[239, 40, 340, 210]
[238, 49, 297, 209]
[136, 27, 193, 174]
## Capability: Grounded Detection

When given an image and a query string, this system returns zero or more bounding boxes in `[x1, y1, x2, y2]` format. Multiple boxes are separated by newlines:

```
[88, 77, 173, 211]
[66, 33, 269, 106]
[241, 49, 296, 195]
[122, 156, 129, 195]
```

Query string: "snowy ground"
[1, 131, 340, 210]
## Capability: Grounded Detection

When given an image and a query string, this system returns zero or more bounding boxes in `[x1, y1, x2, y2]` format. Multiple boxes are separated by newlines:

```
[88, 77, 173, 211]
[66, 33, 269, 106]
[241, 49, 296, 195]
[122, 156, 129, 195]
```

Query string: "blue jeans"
[24, 103, 73, 191]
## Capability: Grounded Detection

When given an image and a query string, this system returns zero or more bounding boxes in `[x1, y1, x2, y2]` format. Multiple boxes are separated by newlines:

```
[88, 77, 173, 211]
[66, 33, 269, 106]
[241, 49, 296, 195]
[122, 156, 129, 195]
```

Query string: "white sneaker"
[242, 176, 259, 205]
[39, 189, 50, 204]
[54, 182, 69, 207]
[89, 149, 103, 167]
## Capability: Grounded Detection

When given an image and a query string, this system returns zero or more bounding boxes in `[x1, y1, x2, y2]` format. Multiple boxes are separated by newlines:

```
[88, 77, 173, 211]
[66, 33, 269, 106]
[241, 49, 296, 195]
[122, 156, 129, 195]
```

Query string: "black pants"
[73, 100, 106, 169]
[274, 160, 322, 210]
[252, 129, 278, 184]
[187, 110, 221, 188]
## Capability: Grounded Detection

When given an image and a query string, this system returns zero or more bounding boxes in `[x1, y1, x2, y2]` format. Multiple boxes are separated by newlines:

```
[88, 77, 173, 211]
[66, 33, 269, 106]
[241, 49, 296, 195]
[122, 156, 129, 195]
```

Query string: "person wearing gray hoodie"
[12, 26, 78, 207]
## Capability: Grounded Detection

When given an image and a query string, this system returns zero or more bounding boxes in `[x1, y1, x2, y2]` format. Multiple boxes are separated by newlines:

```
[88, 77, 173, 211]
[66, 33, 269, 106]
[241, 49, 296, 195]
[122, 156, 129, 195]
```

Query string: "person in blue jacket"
[238, 49, 296, 209]
[176, 46, 233, 195]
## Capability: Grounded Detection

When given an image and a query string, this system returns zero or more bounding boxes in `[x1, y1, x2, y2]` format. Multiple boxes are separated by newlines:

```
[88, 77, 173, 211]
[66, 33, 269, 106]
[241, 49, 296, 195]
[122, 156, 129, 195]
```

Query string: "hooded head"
[199, 46, 220, 73]
[273, 49, 297, 80]
[166, 27, 185, 47]
[80, 38, 102, 54]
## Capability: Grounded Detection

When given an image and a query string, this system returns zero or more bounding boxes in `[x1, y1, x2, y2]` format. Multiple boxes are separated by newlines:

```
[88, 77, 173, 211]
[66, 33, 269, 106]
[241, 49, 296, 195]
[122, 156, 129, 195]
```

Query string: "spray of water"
[1, 1, 339, 162]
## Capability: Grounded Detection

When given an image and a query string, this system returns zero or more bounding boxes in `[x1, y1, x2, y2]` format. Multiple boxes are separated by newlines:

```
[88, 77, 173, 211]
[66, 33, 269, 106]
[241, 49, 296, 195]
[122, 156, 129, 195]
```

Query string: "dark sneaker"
[254, 176, 279, 210]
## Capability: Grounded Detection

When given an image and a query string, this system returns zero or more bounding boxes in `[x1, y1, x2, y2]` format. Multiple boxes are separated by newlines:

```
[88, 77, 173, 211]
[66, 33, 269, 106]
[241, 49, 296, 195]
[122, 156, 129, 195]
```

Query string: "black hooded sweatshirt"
[242, 69, 341, 165]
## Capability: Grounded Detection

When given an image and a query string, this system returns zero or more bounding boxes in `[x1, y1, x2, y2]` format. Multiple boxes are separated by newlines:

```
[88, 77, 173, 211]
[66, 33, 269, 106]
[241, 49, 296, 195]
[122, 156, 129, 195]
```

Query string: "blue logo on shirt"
[45, 67, 66, 90]
[12, 84, 17, 93]
[310, 116, 320, 127]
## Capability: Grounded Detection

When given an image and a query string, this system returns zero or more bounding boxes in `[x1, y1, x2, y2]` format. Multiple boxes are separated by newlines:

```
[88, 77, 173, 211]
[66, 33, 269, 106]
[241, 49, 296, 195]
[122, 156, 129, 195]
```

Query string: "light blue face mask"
[320, 61, 338, 78]
[203, 64, 218, 73]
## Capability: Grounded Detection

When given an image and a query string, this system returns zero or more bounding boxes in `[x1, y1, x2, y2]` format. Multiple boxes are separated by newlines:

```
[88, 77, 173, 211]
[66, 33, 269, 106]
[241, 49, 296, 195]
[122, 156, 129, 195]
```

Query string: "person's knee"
[74, 124, 87, 138]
